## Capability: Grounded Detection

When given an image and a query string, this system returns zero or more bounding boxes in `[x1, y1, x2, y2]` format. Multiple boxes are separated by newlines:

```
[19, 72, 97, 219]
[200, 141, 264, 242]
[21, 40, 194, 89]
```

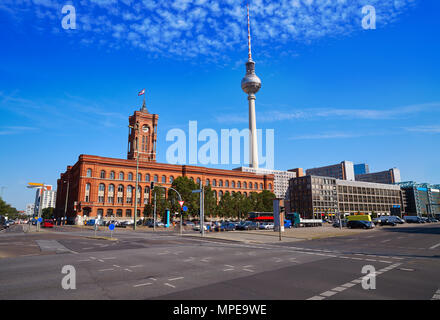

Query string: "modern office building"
[235, 166, 303, 199]
[354, 163, 369, 175]
[398, 181, 440, 217]
[289, 175, 403, 219]
[356, 168, 401, 184]
[306, 161, 355, 181]
[34, 185, 56, 215]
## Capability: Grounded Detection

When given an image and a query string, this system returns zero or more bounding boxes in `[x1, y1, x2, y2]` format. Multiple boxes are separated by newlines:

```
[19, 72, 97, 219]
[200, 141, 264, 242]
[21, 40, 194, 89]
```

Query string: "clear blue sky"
[0, 0, 439, 210]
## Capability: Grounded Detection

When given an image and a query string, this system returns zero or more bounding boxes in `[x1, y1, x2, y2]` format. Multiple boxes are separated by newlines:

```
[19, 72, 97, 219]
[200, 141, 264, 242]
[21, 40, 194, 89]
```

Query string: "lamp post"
[27, 183, 47, 232]
[63, 180, 69, 226]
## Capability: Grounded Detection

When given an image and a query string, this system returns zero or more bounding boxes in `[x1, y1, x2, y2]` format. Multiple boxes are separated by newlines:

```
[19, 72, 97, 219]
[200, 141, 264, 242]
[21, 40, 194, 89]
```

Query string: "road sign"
[109, 224, 115, 231]
[37, 217, 42, 223]
[192, 189, 201, 193]
[183, 206, 188, 212]
[179, 201, 184, 207]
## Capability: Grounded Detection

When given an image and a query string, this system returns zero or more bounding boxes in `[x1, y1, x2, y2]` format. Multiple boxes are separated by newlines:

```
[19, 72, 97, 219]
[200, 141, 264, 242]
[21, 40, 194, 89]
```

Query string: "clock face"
[142, 125, 149, 133]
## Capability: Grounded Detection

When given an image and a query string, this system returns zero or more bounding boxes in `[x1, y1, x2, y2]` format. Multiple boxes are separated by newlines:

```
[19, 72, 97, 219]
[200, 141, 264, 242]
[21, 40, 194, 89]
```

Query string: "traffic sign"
[37, 217, 42, 223]
[183, 206, 188, 212]
[179, 201, 184, 207]
[192, 189, 201, 193]
[109, 224, 115, 231]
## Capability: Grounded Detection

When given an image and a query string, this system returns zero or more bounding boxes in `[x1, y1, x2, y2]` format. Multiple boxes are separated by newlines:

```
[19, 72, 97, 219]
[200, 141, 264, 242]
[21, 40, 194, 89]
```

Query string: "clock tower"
[127, 99, 158, 162]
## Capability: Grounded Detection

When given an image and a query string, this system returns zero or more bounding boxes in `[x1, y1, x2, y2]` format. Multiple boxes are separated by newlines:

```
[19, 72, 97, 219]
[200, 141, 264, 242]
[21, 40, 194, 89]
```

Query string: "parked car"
[41, 220, 54, 228]
[333, 220, 347, 228]
[404, 216, 424, 224]
[193, 224, 208, 231]
[428, 217, 439, 223]
[373, 217, 397, 226]
[86, 219, 96, 226]
[347, 220, 374, 229]
[236, 221, 258, 230]
[221, 222, 237, 231]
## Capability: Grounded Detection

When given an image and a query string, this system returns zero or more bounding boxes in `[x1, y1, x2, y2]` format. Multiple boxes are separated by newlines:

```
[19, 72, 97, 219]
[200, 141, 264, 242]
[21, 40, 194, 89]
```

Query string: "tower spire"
[247, 3, 252, 61]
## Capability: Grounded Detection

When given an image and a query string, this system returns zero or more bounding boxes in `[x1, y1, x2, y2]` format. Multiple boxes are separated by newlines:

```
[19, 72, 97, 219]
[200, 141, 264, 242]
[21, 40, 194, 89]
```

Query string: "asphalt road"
[0, 223, 439, 300]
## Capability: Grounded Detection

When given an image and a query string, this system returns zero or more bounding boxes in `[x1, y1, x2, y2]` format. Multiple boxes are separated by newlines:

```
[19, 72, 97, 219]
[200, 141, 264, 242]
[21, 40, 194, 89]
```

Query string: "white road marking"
[243, 269, 254, 272]
[381, 239, 391, 243]
[429, 243, 440, 250]
[129, 265, 143, 268]
[431, 289, 440, 300]
[164, 283, 176, 288]
[102, 257, 116, 260]
[168, 277, 184, 281]
[98, 268, 115, 272]
[133, 283, 152, 287]
[308, 263, 402, 300]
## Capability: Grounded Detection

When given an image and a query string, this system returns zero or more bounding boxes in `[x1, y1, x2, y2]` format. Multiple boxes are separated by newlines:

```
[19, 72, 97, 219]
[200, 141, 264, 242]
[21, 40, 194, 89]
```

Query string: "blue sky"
[0, 0, 439, 210]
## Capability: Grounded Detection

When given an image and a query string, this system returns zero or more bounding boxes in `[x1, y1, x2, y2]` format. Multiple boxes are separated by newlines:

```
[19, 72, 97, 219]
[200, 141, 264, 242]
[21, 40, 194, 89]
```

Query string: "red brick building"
[55, 105, 274, 222]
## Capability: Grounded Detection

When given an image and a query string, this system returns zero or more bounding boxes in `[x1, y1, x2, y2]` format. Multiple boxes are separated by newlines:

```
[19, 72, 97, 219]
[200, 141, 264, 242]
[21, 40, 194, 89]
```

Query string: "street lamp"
[63, 180, 70, 226]
[27, 182, 48, 232]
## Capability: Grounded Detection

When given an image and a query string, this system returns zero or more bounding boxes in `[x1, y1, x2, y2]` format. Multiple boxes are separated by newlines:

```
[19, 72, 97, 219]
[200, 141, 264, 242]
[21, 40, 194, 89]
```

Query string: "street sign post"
[109, 223, 115, 238]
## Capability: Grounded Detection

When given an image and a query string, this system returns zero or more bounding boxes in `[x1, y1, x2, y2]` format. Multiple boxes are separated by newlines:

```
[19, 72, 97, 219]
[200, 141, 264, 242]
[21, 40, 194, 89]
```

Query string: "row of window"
[85, 169, 270, 190]
[85, 183, 260, 204]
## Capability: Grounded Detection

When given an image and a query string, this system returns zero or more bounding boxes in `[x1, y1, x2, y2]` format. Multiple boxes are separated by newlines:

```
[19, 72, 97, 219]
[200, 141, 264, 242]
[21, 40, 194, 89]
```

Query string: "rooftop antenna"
[247, 2, 252, 61]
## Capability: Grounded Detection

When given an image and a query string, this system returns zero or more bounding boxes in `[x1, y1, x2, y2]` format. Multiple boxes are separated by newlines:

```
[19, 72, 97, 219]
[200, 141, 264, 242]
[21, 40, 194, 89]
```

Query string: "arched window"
[260, 183, 263, 190]
[110, 171, 115, 180]
[100, 170, 106, 179]
[169, 176, 174, 184]
[243, 182, 247, 189]
[128, 173, 133, 181]
[106, 209, 113, 217]
[213, 179, 217, 187]
[196, 177, 201, 185]
[108, 184, 115, 203]
[117, 185, 124, 204]
[213, 190, 217, 199]
[206, 179, 210, 186]
[269, 183, 272, 190]
[225, 180, 229, 188]
[231, 181, 235, 188]
[237, 181, 241, 189]
[254, 183, 258, 189]
[138, 173, 142, 182]
[154, 175, 158, 182]
[86, 169, 92, 178]
[144, 186, 150, 204]
[126, 185, 133, 204]
[249, 182, 253, 189]
[219, 180, 223, 187]
[244, 192, 248, 197]
[162, 175, 166, 183]
[125, 209, 132, 218]
[145, 174, 150, 182]
[219, 191, 223, 199]
[85, 183, 91, 202]
[98, 184, 105, 203]
[119, 172, 124, 180]
[116, 209, 123, 217]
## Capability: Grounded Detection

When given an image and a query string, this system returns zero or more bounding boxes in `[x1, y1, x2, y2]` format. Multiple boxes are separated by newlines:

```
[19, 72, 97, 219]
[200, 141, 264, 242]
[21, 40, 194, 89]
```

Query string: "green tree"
[0, 197, 21, 219]
[42, 207, 54, 220]
[169, 177, 200, 218]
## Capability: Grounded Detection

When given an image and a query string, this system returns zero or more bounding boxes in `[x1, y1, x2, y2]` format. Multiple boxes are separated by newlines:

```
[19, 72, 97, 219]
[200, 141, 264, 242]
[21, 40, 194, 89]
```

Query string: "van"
[347, 215, 372, 222]
[404, 216, 423, 224]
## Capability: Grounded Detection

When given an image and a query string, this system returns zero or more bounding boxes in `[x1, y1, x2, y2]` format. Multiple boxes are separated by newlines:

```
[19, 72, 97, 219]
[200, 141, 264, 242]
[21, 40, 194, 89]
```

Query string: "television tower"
[241, 3, 261, 168]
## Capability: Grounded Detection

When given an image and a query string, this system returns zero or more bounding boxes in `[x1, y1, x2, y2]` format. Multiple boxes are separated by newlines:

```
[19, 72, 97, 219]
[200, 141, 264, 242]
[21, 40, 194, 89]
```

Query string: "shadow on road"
[380, 225, 440, 235]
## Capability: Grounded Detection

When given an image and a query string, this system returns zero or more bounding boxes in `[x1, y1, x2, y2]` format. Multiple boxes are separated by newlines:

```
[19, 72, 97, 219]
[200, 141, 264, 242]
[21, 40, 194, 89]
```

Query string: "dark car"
[347, 220, 374, 229]
[333, 220, 347, 228]
[236, 221, 258, 230]
[217, 222, 236, 232]
[427, 218, 439, 223]
[404, 216, 424, 224]
[373, 217, 397, 226]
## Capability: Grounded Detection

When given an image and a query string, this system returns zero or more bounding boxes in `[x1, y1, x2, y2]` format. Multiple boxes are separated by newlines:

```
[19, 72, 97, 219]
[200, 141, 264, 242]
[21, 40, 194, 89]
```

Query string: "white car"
[193, 225, 208, 231]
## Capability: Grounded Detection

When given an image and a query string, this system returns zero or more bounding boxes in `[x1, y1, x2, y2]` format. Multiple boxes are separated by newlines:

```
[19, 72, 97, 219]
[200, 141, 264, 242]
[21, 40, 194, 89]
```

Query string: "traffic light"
[150, 182, 155, 190]
[280, 206, 285, 213]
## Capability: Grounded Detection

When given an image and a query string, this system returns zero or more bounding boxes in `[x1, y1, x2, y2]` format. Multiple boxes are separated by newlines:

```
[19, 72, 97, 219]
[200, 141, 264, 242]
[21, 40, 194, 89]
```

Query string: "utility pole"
[153, 191, 157, 232]
[64, 180, 69, 226]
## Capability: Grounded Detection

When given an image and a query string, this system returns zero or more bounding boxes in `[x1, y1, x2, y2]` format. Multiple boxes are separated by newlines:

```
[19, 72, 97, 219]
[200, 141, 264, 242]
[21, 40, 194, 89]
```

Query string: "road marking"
[429, 243, 440, 250]
[82, 247, 94, 250]
[307, 263, 401, 300]
[129, 265, 143, 268]
[102, 257, 116, 260]
[78, 259, 91, 262]
[399, 268, 415, 272]
[158, 251, 170, 255]
[98, 268, 115, 272]
[224, 265, 234, 268]
[223, 268, 234, 271]
[124, 268, 133, 272]
[431, 289, 440, 300]
[133, 283, 152, 287]
[168, 277, 184, 281]
[164, 283, 176, 288]
[381, 239, 391, 243]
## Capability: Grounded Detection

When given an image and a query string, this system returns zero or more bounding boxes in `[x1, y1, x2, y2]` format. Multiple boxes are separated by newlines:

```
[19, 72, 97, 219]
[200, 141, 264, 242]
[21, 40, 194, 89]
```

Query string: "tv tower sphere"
[241, 59, 262, 95]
